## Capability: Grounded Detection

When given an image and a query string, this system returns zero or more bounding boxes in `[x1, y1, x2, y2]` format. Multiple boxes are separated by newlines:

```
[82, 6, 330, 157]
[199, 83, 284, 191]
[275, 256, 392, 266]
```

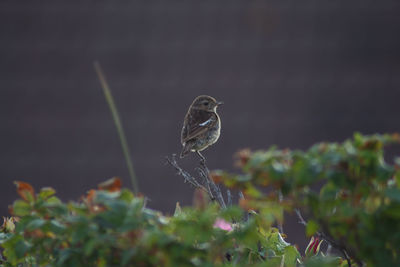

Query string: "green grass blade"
[93, 61, 139, 194]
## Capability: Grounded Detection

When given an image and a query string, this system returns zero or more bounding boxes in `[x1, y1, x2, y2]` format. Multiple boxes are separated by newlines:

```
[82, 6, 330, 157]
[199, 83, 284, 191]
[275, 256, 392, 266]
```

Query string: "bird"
[180, 95, 223, 161]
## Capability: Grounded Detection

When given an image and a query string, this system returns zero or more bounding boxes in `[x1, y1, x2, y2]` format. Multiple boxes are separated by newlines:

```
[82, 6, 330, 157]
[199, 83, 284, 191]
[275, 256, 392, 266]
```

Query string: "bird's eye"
[203, 102, 209, 106]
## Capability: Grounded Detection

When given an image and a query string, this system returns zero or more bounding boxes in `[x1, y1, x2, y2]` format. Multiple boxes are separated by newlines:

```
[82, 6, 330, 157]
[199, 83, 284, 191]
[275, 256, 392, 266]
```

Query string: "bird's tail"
[180, 143, 192, 158]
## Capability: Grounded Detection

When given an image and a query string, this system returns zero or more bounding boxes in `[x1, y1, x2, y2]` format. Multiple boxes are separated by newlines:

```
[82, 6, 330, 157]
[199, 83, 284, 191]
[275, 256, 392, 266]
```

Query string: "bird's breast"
[206, 115, 221, 144]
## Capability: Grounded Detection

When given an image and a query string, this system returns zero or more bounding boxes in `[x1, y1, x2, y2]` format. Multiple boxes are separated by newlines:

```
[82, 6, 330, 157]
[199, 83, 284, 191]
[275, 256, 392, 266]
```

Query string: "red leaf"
[14, 181, 35, 202]
[86, 189, 96, 203]
[234, 148, 251, 168]
[98, 177, 122, 192]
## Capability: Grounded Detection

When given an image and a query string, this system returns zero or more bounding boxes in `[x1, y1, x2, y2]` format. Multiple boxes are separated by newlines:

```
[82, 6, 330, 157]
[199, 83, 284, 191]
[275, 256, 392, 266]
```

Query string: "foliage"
[0, 178, 300, 266]
[215, 133, 400, 266]
[2, 133, 398, 266]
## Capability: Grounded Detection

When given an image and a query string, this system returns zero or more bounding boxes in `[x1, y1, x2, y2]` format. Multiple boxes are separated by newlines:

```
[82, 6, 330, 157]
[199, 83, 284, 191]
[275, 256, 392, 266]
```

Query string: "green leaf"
[304, 256, 342, 267]
[12, 200, 31, 216]
[306, 220, 319, 237]
[38, 187, 56, 200]
[2, 235, 32, 265]
[26, 219, 45, 231]
[57, 248, 74, 265]
[220, 205, 243, 222]
[83, 238, 97, 256]
[174, 202, 182, 217]
[95, 189, 121, 202]
[46, 196, 61, 204]
[385, 188, 400, 202]
[119, 188, 134, 202]
[49, 220, 66, 234]
[284, 245, 301, 267]
[121, 248, 137, 266]
[14, 239, 32, 258]
[0, 232, 12, 244]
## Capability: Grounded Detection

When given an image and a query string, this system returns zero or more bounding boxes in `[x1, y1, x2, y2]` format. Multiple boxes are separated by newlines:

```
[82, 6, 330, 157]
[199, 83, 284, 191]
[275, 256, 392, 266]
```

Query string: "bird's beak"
[217, 101, 224, 106]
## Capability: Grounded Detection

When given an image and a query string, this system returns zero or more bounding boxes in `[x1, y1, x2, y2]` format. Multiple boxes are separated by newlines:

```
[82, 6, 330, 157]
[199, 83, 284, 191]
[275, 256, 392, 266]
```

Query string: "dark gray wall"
[1, 0, 400, 249]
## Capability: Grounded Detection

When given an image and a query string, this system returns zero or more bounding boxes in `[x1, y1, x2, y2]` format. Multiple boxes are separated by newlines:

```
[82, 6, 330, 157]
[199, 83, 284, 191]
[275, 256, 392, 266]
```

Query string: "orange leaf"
[84, 190, 106, 213]
[234, 148, 251, 168]
[210, 171, 223, 183]
[86, 189, 97, 203]
[98, 177, 122, 192]
[193, 188, 209, 210]
[239, 198, 249, 210]
[27, 229, 45, 238]
[8, 205, 13, 215]
[14, 181, 35, 202]
[391, 133, 400, 142]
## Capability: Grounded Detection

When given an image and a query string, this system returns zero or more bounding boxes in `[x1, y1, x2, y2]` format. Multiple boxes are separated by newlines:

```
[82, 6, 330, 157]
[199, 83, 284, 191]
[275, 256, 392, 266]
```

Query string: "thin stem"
[198, 159, 226, 209]
[277, 190, 284, 233]
[166, 154, 226, 208]
[227, 189, 232, 206]
[93, 61, 139, 194]
[165, 155, 208, 194]
[239, 191, 249, 221]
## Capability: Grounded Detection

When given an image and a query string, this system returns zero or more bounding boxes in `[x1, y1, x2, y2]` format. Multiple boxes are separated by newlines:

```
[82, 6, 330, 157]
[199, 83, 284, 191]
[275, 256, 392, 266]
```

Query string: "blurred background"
[1, 0, 400, 249]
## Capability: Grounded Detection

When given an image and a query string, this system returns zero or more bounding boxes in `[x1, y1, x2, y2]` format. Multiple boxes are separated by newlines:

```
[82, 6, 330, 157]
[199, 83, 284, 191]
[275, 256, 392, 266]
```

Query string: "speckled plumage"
[180, 95, 222, 158]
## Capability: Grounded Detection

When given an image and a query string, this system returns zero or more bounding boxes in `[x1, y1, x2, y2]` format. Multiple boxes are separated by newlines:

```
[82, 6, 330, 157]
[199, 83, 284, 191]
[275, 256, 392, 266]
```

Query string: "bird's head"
[191, 95, 223, 112]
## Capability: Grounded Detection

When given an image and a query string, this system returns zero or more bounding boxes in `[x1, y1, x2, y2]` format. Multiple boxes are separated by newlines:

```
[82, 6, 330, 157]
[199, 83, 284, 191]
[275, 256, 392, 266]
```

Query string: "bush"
[217, 133, 400, 266]
[1, 133, 399, 266]
[0, 179, 300, 266]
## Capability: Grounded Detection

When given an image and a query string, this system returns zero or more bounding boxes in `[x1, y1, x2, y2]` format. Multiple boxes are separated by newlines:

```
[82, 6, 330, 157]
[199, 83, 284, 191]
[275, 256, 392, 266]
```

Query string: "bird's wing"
[181, 110, 217, 144]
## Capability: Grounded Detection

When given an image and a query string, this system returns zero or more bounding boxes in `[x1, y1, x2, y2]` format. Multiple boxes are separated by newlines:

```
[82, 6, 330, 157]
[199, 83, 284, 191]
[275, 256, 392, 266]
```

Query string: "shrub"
[0, 178, 300, 266]
[217, 133, 400, 266]
[1, 133, 398, 266]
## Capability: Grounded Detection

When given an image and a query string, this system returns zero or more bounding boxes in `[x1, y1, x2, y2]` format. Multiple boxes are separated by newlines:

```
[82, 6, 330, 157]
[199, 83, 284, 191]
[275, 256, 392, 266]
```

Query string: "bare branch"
[277, 190, 284, 233]
[238, 191, 249, 222]
[195, 166, 215, 200]
[227, 189, 232, 207]
[166, 153, 227, 209]
[165, 155, 208, 193]
[198, 159, 226, 209]
[294, 209, 307, 226]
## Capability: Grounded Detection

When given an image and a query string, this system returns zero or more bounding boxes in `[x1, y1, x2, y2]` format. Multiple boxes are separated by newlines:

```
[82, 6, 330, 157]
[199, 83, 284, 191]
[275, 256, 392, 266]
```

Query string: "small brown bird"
[180, 95, 223, 160]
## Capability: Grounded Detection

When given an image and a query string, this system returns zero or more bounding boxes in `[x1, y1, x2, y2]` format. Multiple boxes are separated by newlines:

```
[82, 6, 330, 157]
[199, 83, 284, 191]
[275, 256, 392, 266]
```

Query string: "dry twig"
[166, 154, 226, 209]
